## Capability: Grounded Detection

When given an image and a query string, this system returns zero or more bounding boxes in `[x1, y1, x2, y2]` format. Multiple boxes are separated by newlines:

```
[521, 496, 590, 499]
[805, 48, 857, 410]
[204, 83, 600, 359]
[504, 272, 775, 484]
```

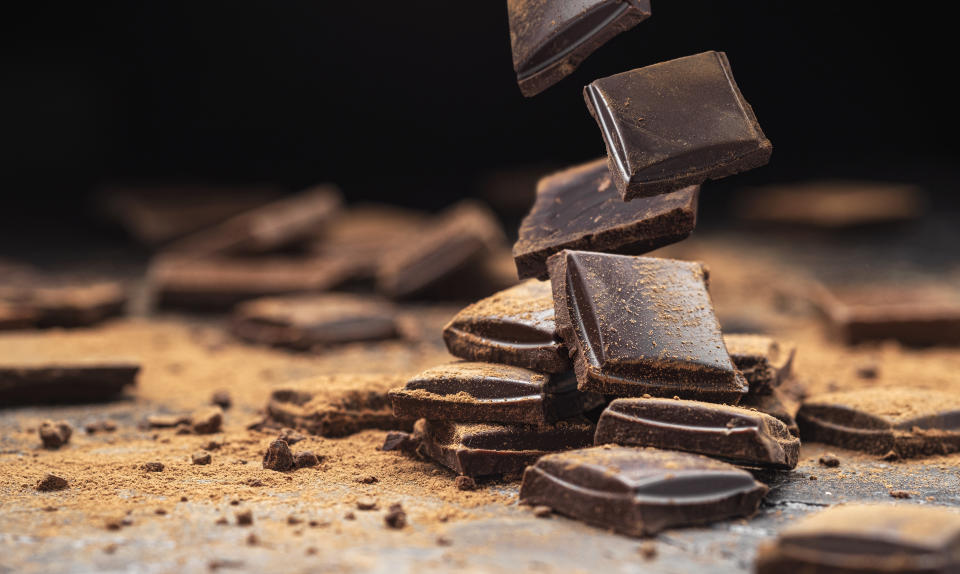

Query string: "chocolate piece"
[594, 397, 799, 469]
[375, 201, 507, 299]
[39, 420, 73, 449]
[422, 418, 594, 478]
[519, 446, 768, 536]
[262, 439, 295, 471]
[0, 281, 127, 328]
[191, 407, 223, 434]
[796, 388, 960, 457]
[36, 474, 69, 492]
[0, 302, 35, 330]
[514, 159, 698, 279]
[294, 451, 320, 468]
[442, 280, 569, 373]
[548, 250, 748, 402]
[0, 360, 140, 405]
[584, 51, 772, 200]
[724, 334, 796, 395]
[390, 362, 599, 425]
[266, 374, 411, 437]
[192, 452, 212, 465]
[507, 0, 652, 97]
[232, 294, 399, 350]
[755, 504, 960, 573]
[739, 388, 800, 437]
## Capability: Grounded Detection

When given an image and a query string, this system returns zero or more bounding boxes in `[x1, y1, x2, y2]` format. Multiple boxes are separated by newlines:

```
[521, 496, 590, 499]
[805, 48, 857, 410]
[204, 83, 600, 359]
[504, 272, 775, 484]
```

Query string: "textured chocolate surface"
[513, 158, 698, 279]
[507, 0, 651, 97]
[0, 360, 140, 404]
[520, 446, 767, 536]
[548, 250, 747, 402]
[584, 51, 772, 200]
[442, 280, 569, 373]
[594, 397, 799, 469]
[421, 418, 595, 478]
[755, 504, 960, 573]
[724, 334, 796, 395]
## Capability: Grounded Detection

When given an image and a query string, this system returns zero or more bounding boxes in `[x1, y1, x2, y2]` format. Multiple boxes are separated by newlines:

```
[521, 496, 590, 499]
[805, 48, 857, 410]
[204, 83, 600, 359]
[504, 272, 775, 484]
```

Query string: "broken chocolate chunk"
[724, 334, 796, 395]
[294, 451, 320, 468]
[192, 451, 212, 465]
[191, 407, 223, 434]
[739, 388, 800, 437]
[0, 359, 140, 405]
[262, 439, 295, 471]
[36, 474, 69, 492]
[38, 420, 73, 449]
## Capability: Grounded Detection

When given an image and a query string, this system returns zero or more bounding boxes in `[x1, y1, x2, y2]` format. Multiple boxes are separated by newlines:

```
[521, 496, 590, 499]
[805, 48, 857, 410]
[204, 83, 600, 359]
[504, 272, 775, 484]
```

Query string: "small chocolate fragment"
[191, 407, 223, 434]
[796, 388, 960, 457]
[584, 51, 771, 200]
[232, 294, 399, 350]
[142, 462, 164, 472]
[211, 390, 232, 410]
[507, 0, 652, 97]
[421, 418, 594, 478]
[514, 159, 698, 279]
[548, 250, 747, 402]
[755, 504, 960, 573]
[146, 414, 192, 428]
[36, 474, 69, 492]
[0, 360, 140, 405]
[192, 451, 212, 465]
[442, 280, 570, 373]
[294, 451, 320, 468]
[594, 397, 799, 469]
[520, 446, 767, 537]
[384, 503, 407, 529]
[235, 510, 254, 526]
[266, 374, 410, 437]
[391, 362, 599, 425]
[0, 281, 126, 328]
[724, 334, 796, 395]
[262, 439, 295, 471]
[38, 420, 73, 449]
[739, 388, 800, 437]
[455, 476, 476, 491]
[818, 453, 840, 467]
[84, 420, 117, 434]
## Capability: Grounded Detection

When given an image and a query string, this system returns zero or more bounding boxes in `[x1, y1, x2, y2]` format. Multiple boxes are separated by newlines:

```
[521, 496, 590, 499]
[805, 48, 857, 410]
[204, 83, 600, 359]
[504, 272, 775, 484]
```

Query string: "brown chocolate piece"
[584, 51, 772, 200]
[191, 407, 223, 434]
[514, 159, 698, 279]
[507, 0, 652, 97]
[755, 504, 960, 573]
[519, 446, 768, 537]
[232, 293, 399, 350]
[421, 418, 595, 478]
[796, 388, 960, 457]
[724, 334, 796, 395]
[0, 360, 140, 405]
[739, 388, 800, 437]
[0, 302, 36, 330]
[442, 280, 569, 373]
[0, 281, 127, 328]
[262, 439, 295, 471]
[36, 474, 69, 492]
[548, 250, 747, 402]
[39, 420, 73, 449]
[389, 362, 599, 425]
[594, 397, 799, 469]
[266, 374, 410, 437]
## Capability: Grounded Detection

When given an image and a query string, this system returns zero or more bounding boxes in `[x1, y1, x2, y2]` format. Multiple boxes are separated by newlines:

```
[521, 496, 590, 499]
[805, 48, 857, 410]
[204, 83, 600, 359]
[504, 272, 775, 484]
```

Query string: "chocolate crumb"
[85, 420, 117, 434]
[235, 510, 253, 526]
[856, 362, 879, 379]
[532, 505, 552, 518]
[385, 503, 407, 529]
[356, 475, 378, 484]
[192, 451, 212, 465]
[287, 515, 302, 525]
[192, 407, 223, 434]
[155, 508, 167, 515]
[180, 496, 188, 502]
[42, 506, 58, 512]
[211, 390, 232, 410]
[36, 473, 68, 492]
[39, 420, 72, 449]
[455, 475, 476, 491]
[809, 475, 818, 480]
[214, 517, 228, 525]
[890, 490, 911, 499]
[262, 439, 294, 471]
[277, 428, 306, 445]
[639, 541, 657, 560]
[381, 430, 421, 453]
[356, 498, 378, 511]
[142, 461, 164, 472]
[818, 453, 840, 467]
[343, 512, 356, 521]
[294, 451, 320, 468]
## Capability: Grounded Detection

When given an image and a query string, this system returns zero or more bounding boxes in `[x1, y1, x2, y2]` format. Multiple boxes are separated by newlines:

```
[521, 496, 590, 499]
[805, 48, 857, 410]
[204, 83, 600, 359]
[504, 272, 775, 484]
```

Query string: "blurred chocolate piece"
[548, 250, 747, 402]
[0, 281, 127, 328]
[0, 302, 35, 330]
[422, 418, 594, 478]
[266, 374, 411, 437]
[0, 359, 140, 405]
[584, 51, 771, 200]
[724, 334, 796, 395]
[507, 0, 652, 97]
[740, 388, 799, 437]
[595, 397, 799, 469]
[442, 280, 569, 372]
[390, 362, 599, 425]
[755, 504, 960, 573]
[796, 388, 960, 457]
[520, 446, 768, 536]
[232, 294, 399, 350]
[514, 158, 699, 279]
[480, 164, 557, 217]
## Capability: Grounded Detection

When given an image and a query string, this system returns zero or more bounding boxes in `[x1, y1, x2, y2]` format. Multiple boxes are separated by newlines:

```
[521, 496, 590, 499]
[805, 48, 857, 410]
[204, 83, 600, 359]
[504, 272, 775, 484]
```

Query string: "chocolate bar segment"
[584, 51, 772, 200]
[724, 334, 796, 395]
[508, 0, 652, 97]
[442, 279, 569, 373]
[594, 397, 799, 469]
[548, 250, 747, 402]
[0, 360, 140, 405]
[519, 446, 768, 536]
[1, 281, 127, 328]
[514, 158, 698, 280]
[740, 388, 799, 437]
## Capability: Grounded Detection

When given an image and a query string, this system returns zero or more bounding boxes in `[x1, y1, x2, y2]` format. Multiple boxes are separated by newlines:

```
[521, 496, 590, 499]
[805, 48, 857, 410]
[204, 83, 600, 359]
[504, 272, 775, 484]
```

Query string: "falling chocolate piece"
[739, 388, 800, 437]
[520, 446, 768, 536]
[584, 51, 772, 200]
[389, 362, 600, 425]
[796, 388, 960, 457]
[724, 334, 796, 395]
[421, 418, 594, 478]
[266, 374, 411, 437]
[232, 294, 399, 350]
[594, 397, 799, 469]
[755, 504, 960, 573]
[442, 280, 569, 373]
[507, 0, 652, 97]
[0, 360, 140, 405]
[514, 159, 698, 280]
[548, 250, 748, 402]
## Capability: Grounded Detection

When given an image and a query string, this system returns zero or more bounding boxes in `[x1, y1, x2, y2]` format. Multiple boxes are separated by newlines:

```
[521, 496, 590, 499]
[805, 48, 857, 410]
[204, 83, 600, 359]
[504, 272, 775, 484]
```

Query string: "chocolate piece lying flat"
[594, 397, 799, 469]
[232, 294, 399, 350]
[0, 281, 127, 328]
[442, 280, 569, 373]
[724, 334, 796, 395]
[584, 51, 772, 200]
[507, 0, 652, 97]
[548, 250, 748, 402]
[375, 201, 507, 299]
[390, 362, 599, 425]
[755, 504, 960, 574]
[0, 360, 140, 405]
[740, 388, 799, 437]
[513, 158, 699, 279]
[520, 446, 768, 536]
[796, 388, 960, 457]
[422, 418, 594, 478]
[266, 374, 410, 437]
